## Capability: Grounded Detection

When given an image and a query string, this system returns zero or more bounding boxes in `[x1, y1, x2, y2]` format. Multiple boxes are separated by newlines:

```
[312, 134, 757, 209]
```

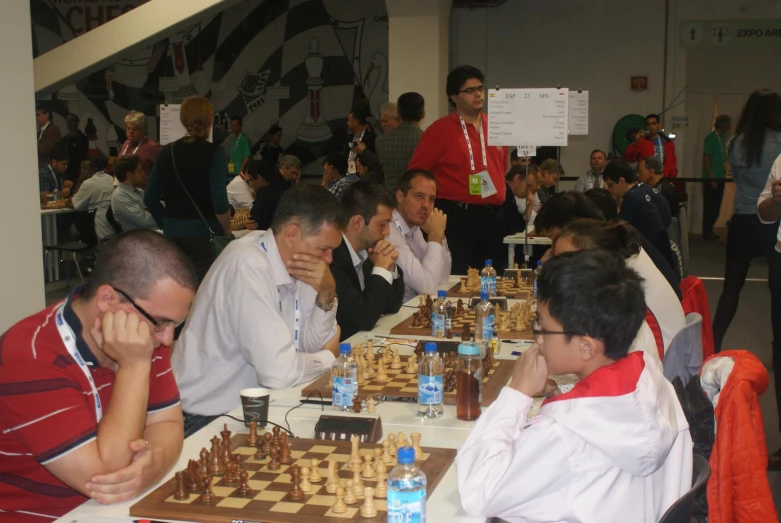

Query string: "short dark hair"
[350, 108, 368, 125]
[67, 113, 80, 124]
[87, 156, 106, 173]
[243, 159, 262, 179]
[271, 185, 347, 236]
[397, 92, 425, 122]
[556, 219, 640, 259]
[505, 164, 530, 182]
[398, 169, 438, 195]
[342, 181, 395, 225]
[646, 113, 661, 123]
[230, 116, 242, 124]
[269, 124, 283, 135]
[590, 149, 606, 158]
[323, 152, 348, 177]
[584, 188, 618, 221]
[81, 230, 197, 300]
[114, 155, 141, 182]
[49, 145, 69, 162]
[714, 114, 731, 128]
[538, 249, 646, 361]
[35, 104, 51, 119]
[602, 159, 637, 184]
[446, 65, 485, 107]
[534, 191, 603, 235]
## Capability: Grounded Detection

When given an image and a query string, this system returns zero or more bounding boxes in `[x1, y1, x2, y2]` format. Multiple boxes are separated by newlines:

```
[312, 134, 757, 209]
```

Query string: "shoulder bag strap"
[169, 142, 216, 237]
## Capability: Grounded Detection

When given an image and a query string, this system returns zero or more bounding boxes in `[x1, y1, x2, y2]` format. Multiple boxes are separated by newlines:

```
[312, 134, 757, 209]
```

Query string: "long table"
[503, 228, 551, 268]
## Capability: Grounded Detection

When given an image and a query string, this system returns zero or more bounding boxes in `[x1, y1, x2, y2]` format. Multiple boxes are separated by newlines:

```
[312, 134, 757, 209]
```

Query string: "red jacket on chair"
[625, 136, 678, 178]
[700, 350, 778, 523]
[680, 276, 714, 360]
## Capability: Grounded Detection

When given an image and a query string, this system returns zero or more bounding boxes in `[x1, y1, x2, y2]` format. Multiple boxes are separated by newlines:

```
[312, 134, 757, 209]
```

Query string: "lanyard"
[120, 137, 146, 156]
[48, 165, 60, 190]
[231, 133, 243, 156]
[717, 132, 728, 158]
[54, 303, 103, 422]
[458, 114, 487, 173]
[261, 241, 301, 351]
[653, 136, 664, 165]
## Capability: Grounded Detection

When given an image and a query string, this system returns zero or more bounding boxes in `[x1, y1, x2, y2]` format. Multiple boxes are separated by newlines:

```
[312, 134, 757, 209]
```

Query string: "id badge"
[348, 160, 357, 174]
[468, 175, 482, 195]
[724, 161, 732, 178]
[477, 169, 497, 199]
[228, 162, 235, 172]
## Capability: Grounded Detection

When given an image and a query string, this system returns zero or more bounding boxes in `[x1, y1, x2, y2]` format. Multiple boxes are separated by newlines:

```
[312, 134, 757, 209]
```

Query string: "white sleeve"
[514, 196, 527, 214]
[70, 180, 93, 211]
[300, 300, 339, 356]
[228, 180, 255, 210]
[389, 227, 445, 296]
[456, 387, 570, 520]
[371, 266, 395, 284]
[439, 239, 452, 285]
[758, 153, 781, 224]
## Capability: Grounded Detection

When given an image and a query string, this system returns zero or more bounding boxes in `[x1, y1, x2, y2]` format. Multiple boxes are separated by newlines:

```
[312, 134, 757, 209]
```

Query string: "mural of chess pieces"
[297, 37, 333, 143]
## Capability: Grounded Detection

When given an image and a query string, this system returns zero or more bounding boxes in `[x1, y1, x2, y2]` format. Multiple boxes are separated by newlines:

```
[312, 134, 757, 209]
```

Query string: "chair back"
[74, 209, 98, 247]
[680, 276, 714, 359]
[106, 205, 123, 235]
[664, 313, 703, 385]
[659, 454, 711, 523]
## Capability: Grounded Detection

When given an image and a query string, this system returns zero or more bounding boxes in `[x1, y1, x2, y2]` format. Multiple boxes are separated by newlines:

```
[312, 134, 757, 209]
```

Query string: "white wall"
[1, 1, 45, 332]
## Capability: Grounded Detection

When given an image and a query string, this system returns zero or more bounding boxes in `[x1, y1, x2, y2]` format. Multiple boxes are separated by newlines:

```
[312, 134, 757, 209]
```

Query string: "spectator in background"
[702, 114, 732, 239]
[251, 154, 302, 230]
[639, 156, 679, 218]
[227, 116, 252, 180]
[145, 96, 231, 283]
[260, 125, 285, 168]
[375, 92, 425, 192]
[355, 154, 382, 185]
[68, 157, 114, 240]
[227, 159, 268, 211]
[36, 105, 62, 168]
[119, 110, 161, 186]
[573, 149, 606, 192]
[111, 155, 158, 233]
[344, 108, 376, 173]
[503, 165, 539, 231]
[537, 159, 560, 204]
[379, 102, 399, 133]
[63, 113, 88, 184]
[38, 145, 71, 203]
[323, 152, 357, 201]
[713, 89, 781, 353]
[510, 148, 532, 168]
[626, 114, 678, 179]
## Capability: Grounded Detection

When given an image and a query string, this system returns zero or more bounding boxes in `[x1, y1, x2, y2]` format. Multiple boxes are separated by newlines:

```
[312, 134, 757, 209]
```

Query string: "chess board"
[130, 433, 456, 523]
[390, 309, 534, 341]
[446, 277, 531, 300]
[301, 354, 514, 407]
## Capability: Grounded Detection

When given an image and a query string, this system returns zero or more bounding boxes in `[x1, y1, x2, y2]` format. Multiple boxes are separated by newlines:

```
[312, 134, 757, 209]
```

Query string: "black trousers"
[768, 250, 781, 432]
[172, 235, 214, 285]
[436, 199, 506, 274]
[713, 214, 778, 352]
[702, 181, 726, 235]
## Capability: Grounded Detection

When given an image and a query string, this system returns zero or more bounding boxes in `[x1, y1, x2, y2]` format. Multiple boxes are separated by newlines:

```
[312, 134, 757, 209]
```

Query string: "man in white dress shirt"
[172, 186, 345, 417]
[388, 169, 452, 302]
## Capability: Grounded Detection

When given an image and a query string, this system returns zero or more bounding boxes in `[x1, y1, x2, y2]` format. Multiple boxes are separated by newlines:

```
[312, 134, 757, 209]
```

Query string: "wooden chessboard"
[130, 432, 456, 523]
[301, 354, 514, 407]
[390, 309, 534, 341]
[446, 277, 531, 299]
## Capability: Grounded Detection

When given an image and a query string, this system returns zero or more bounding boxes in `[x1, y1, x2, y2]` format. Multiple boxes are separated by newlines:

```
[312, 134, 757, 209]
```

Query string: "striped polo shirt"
[0, 288, 180, 521]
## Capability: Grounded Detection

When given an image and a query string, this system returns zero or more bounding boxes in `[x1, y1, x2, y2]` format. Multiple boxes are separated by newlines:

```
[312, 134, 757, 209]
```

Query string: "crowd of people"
[6, 65, 781, 522]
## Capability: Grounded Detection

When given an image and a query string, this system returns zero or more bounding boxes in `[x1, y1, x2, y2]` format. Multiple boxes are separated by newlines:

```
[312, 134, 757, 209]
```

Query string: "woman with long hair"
[145, 95, 232, 283]
[712, 89, 781, 352]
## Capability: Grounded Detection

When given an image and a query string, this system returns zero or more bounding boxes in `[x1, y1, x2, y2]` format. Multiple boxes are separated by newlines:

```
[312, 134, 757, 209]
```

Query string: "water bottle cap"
[339, 343, 351, 355]
[437, 290, 447, 298]
[480, 291, 489, 301]
[485, 259, 492, 266]
[424, 342, 437, 353]
[458, 342, 480, 356]
[397, 446, 415, 464]
[536, 260, 542, 267]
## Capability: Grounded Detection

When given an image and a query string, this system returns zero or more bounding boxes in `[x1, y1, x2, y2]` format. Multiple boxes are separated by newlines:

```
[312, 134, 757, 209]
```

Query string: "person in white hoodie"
[456, 250, 693, 523]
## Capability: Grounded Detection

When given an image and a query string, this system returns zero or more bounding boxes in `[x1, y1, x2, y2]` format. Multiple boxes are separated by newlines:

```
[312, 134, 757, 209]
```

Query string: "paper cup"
[240, 387, 270, 427]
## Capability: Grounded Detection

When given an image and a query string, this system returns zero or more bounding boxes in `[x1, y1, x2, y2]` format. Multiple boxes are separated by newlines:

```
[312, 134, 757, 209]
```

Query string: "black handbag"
[169, 143, 234, 259]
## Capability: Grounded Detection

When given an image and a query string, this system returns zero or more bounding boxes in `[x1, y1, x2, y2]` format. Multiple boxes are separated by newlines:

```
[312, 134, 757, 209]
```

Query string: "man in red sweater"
[625, 113, 678, 179]
[408, 65, 508, 273]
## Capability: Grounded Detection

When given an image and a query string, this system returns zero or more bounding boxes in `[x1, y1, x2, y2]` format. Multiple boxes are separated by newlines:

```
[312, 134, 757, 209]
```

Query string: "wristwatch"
[316, 295, 338, 312]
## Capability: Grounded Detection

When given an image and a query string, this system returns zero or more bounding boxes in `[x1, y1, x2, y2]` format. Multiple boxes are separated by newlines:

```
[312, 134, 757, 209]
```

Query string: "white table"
[41, 207, 76, 282]
[503, 229, 551, 268]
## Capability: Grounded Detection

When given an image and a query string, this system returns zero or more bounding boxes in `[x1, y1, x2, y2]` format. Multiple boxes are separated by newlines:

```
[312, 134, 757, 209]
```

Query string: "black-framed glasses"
[112, 287, 182, 332]
[531, 319, 581, 341]
[604, 180, 615, 189]
[460, 85, 485, 95]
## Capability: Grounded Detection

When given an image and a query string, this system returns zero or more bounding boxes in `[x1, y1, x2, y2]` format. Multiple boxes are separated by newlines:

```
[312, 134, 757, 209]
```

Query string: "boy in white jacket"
[456, 250, 693, 523]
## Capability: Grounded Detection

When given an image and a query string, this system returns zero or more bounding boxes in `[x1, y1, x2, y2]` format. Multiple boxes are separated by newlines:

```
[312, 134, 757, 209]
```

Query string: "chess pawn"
[373, 447, 383, 467]
[397, 431, 408, 447]
[367, 396, 377, 413]
[375, 355, 389, 382]
[300, 466, 313, 492]
[201, 476, 214, 503]
[237, 469, 250, 496]
[333, 486, 348, 514]
[309, 458, 323, 482]
[381, 440, 393, 464]
[289, 465, 305, 501]
[268, 446, 281, 471]
[325, 460, 339, 493]
[344, 480, 357, 504]
[361, 453, 376, 478]
[391, 348, 402, 369]
[388, 433, 397, 456]
[360, 487, 378, 518]
[199, 448, 209, 479]
[375, 468, 388, 498]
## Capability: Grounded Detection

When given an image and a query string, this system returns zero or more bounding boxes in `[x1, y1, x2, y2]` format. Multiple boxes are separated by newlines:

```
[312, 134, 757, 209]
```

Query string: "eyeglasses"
[459, 85, 485, 95]
[604, 180, 615, 189]
[531, 319, 581, 341]
[112, 287, 182, 332]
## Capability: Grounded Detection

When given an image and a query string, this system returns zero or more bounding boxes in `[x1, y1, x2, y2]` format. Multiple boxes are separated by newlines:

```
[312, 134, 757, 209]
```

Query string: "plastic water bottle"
[531, 260, 543, 311]
[417, 342, 444, 418]
[387, 446, 427, 523]
[332, 343, 357, 411]
[480, 259, 497, 296]
[431, 290, 451, 338]
[474, 291, 495, 346]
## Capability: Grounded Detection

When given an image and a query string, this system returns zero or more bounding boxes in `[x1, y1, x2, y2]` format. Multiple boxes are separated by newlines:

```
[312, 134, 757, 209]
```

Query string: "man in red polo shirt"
[0, 230, 196, 521]
[408, 65, 508, 273]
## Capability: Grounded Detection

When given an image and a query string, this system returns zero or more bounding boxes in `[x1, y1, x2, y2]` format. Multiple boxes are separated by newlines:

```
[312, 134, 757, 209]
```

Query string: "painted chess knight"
[236, 69, 271, 114]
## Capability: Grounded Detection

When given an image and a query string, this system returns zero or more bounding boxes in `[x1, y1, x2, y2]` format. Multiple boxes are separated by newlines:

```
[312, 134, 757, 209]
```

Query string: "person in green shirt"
[702, 114, 732, 239]
[228, 116, 252, 180]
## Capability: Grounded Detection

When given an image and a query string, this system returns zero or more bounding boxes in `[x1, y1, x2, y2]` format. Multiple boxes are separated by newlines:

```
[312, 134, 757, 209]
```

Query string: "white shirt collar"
[342, 233, 367, 269]
[259, 229, 293, 287]
[392, 208, 415, 237]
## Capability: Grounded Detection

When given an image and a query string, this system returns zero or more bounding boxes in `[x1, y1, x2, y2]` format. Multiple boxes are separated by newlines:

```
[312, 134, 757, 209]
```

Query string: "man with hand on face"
[389, 169, 452, 302]
[456, 250, 692, 522]
[331, 181, 405, 340]
[173, 186, 344, 418]
[0, 230, 196, 519]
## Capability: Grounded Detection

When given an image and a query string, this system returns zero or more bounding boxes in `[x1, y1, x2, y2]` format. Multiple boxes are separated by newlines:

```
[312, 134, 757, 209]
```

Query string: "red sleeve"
[0, 362, 98, 464]
[147, 346, 181, 413]
[667, 141, 678, 178]
[624, 142, 642, 162]
[408, 125, 441, 171]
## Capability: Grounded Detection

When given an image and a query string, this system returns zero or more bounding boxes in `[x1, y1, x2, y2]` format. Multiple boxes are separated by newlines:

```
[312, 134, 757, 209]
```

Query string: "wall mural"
[31, 0, 389, 176]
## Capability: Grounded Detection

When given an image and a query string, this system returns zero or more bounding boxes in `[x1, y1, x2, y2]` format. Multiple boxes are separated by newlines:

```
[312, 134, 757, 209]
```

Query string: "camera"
[348, 141, 358, 148]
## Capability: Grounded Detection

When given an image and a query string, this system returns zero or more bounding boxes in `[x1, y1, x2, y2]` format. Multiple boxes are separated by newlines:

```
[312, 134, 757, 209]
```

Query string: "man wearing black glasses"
[0, 230, 196, 518]
[409, 65, 508, 273]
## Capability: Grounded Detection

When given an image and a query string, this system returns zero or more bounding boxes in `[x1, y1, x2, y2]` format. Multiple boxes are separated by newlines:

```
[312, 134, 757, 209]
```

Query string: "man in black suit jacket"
[331, 181, 405, 340]
[343, 108, 376, 174]
[250, 155, 301, 230]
